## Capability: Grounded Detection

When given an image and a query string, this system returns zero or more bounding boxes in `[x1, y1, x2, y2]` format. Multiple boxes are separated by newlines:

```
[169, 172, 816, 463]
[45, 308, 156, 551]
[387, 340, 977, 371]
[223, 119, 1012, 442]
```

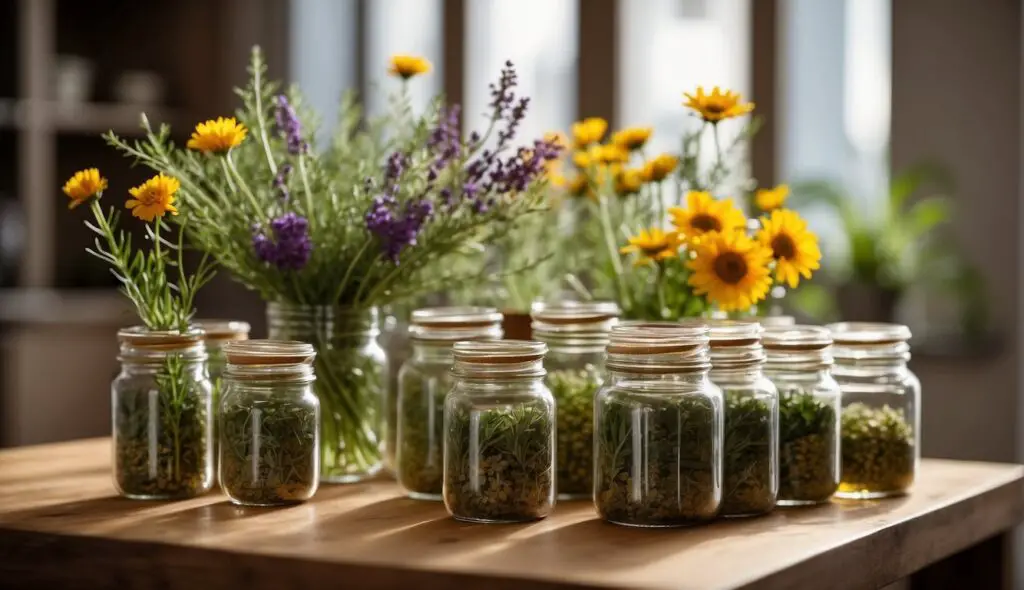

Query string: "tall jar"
[397, 307, 503, 500]
[594, 323, 723, 527]
[195, 320, 251, 480]
[829, 322, 920, 499]
[218, 340, 320, 506]
[707, 320, 778, 517]
[443, 341, 555, 523]
[531, 300, 620, 500]
[762, 325, 841, 505]
[266, 303, 385, 483]
[112, 327, 213, 500]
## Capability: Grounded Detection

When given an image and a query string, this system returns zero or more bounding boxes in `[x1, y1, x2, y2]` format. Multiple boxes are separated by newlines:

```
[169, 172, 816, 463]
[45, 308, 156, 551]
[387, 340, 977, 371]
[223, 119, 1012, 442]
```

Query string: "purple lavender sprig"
[365, 195, 434, 264]
[274, 95, 308, 155]
[273, 164, 293, 202]
[252, 212, 313, 271]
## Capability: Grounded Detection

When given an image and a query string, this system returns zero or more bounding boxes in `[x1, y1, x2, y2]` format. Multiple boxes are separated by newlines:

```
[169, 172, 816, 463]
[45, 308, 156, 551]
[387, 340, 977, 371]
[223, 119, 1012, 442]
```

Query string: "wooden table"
[0, 439, 1021, 590]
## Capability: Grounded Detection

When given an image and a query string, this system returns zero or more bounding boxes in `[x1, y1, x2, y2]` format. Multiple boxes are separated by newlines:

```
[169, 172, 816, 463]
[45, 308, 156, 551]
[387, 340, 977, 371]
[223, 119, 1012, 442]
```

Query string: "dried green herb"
[547, 369, 601, 498]
[396, 371, 453, 498]
[840, 402, 915, 495]
[596, 393, 719, 526]
[444, 403, 554, 522]
[721, 391, 775, 516]
[778, 389, 838, 503]
[219, 394, 319, 505]
[114, 356, 210, 499]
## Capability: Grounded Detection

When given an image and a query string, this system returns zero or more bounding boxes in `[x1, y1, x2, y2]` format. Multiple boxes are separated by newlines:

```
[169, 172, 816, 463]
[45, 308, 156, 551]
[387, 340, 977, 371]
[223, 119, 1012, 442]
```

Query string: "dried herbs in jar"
[839, 402, 914, 495]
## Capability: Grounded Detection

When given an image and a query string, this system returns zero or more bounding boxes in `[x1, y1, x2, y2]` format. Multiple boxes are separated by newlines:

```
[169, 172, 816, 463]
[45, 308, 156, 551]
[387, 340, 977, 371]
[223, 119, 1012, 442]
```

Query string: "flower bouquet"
[105, 48, 560, 482]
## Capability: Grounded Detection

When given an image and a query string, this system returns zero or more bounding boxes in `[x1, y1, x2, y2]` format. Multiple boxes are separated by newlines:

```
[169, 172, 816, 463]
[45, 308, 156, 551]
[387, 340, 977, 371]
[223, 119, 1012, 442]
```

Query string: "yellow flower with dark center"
[757, 209, 822, 288]
[572, 147, 598, 169]
[668, 191, 746, 244]
[611, 127, 653, 151]
[755, 184, 789, 211]
[688, 230, 773, 312]
[683, 86, 755, 123]
[596, 144, 630, 165]
[388, 54, 431, 79]
[572, 117, 608, 148]
[567, 174, 590, 197]
[620, 227, 682, 266]
[62, 168, 107, 209]
[614, 168, 645, 196]
[187, 117, 248, 153]
[642, 153, 680, 182]
[126, 173, 180, 222]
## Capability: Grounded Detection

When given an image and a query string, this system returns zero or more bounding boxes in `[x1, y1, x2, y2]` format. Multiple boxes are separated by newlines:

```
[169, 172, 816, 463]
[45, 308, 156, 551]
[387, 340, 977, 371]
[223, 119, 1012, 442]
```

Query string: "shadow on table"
[0, 494, 158, 526]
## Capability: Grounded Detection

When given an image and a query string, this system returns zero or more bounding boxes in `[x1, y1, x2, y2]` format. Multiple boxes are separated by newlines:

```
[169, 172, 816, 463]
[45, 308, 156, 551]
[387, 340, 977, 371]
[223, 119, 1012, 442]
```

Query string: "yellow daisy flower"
[572, 147, 598, 169]
[614, 168, 645, 196]
[668, 191, 747, 244]
[688, 231, 773, 312]
[755, 184, 789, 211]
[593, 143, 629, 166]
[571, 117, 608, 148]
[566, 174, 590, 197]
[62, 168, 107, 209]
[187, 117, 248, 153]
[683, 86, 755, 123]
[127, 173, 180, 222]
[388, 54, 431, 79]
[620, 227, 682, 266]
[611, 127, 653, 151]
[757, 209, 822, 288]
[641, 153, 680, 182]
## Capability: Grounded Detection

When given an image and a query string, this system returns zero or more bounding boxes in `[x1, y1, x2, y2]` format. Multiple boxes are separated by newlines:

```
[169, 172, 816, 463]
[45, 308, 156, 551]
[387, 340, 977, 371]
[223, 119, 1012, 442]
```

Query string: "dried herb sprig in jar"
[839, 402, 914, 495]
[443, 340, 555, 523]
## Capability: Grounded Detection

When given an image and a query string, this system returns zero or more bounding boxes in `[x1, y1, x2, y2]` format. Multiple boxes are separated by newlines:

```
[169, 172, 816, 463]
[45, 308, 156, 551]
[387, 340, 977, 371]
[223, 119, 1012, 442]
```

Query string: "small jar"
[443, 340, 555, 523]
[396, 307, 503, 500]
[112, 327, 213, 500]
[532, 300, 620, 500]
[829, 322, 920, 499]
[594, 323, 723, 527]
[218, 340, 320, 506]
[762, 325, 841, 505]
[195, 320, 251, 479]
[707, 320, 778, 517]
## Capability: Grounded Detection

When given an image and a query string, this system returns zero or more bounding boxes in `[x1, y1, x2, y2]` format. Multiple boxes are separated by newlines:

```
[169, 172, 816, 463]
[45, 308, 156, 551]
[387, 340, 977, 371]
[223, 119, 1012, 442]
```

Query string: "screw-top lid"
[703, 319, 765, 369]
[194, 320, 252, 342]
[409, 306, 503, 342]
[762, 325, 833, 368]
[606, 323, 710, 373]
[117, 326, 206, 362]
[222, 340, 316, 383]
[531, 300, 620, 351]
[452, 340, 547, 379]
[826, 322, 911, 345]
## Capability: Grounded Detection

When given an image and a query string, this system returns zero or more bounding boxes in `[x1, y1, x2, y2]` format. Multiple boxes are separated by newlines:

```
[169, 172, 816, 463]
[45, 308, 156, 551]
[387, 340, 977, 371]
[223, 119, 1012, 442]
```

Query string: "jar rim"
[117, 326, 204, 347]
[827, 322, 911, 344]
[700, 318, 762, 347]
[763, 324, 833, 350]
[531, 300, 621, 325]
[222, 340, 316, 366]
[608, 323, 708, 354]
[453, 339, 547, 364]
[193, 319, 252, 341]
[411, 306, 503, 328]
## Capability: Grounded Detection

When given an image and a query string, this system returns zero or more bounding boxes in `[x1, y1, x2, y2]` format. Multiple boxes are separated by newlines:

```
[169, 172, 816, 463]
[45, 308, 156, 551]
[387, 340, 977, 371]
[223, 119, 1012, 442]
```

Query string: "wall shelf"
[0, 99, 187, 136]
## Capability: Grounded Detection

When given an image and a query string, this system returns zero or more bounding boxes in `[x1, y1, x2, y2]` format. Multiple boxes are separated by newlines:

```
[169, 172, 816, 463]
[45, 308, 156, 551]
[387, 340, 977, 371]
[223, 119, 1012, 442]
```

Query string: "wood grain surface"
[0, 438, 1021, 590]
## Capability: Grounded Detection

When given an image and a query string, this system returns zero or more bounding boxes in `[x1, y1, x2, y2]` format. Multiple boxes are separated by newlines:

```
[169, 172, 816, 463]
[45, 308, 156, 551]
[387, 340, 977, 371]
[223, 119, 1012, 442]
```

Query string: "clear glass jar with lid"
[443, 340, 555, 522]
[706, 320, 778, 517]
[594, 323, 723, 527]
[218, 340, 320, 506]
[762, 325, 840, 505]
[396, 307, 503, 500]
[828, 322, 919, 498]
[532, 300, 620, 500]
[112, 327, 213, 500]
[194, 320, 251, 478]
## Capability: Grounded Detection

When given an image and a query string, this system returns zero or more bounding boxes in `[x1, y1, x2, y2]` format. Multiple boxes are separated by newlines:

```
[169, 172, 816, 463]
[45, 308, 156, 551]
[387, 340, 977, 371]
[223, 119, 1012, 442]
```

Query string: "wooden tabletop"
[0, 439, 1021, 590]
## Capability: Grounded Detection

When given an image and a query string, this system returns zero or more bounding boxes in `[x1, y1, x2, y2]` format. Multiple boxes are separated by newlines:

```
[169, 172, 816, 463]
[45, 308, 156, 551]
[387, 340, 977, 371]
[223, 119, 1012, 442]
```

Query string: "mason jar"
[762, 325, 840, 505]
[706, 320, 778, 517]
[112, 327, 213, 500]
[443, 340, 555, 523]
[532, 300, 620, 500]
[397, 307, 503, 500]
[829, 322, 920, 499]
[218, 340, 320, 506]
[195, 320, 251, 480]
[594, 323, 723, 527]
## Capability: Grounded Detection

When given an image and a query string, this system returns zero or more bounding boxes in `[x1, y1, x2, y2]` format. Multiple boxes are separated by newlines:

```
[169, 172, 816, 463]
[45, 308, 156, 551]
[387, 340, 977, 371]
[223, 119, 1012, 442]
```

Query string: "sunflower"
[688, 231, 773, 312]
[620, 227, 682, 266]
[614, 168, 644, 196]
[62, 168, 107, 209]
[388, 54, 431, 79]
[757, 209, 821, 288]
[611, 127, 653, 151]
[755, 184, 789, 211]
[187, 117, 248, 153]
[683, 86, 755, 123]
[668, 191, 746, 244]
[127, 173, 180, 222]
[642, 153, 679, 182]
[571, 117, 607, 148]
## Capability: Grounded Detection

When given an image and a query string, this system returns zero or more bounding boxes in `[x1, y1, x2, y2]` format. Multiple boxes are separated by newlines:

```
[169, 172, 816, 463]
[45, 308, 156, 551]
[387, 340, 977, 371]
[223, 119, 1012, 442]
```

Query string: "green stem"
[224, 151, 266, 223]
[253, 63, 279, 177]
[298, 154, 315, 223]
[598, 194, 629, 306]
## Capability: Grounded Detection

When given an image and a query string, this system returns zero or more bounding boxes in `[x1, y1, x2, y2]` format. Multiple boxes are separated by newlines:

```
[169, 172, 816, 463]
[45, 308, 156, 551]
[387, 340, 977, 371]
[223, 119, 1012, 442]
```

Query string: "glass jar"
[829, 322, 920, 499]
[397, 307, 503, 500]
[594, 323, 723, 527]
[218, 340, 320, 506]
[112, 327, 213, 500]
[266, 303, 385, 483]
[531, 300, 619, 500]
[443, 340, 555, 523]
[707, 320, 778, 517]
[762, 325, 841, 505]
[195, 320, 251, 480]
